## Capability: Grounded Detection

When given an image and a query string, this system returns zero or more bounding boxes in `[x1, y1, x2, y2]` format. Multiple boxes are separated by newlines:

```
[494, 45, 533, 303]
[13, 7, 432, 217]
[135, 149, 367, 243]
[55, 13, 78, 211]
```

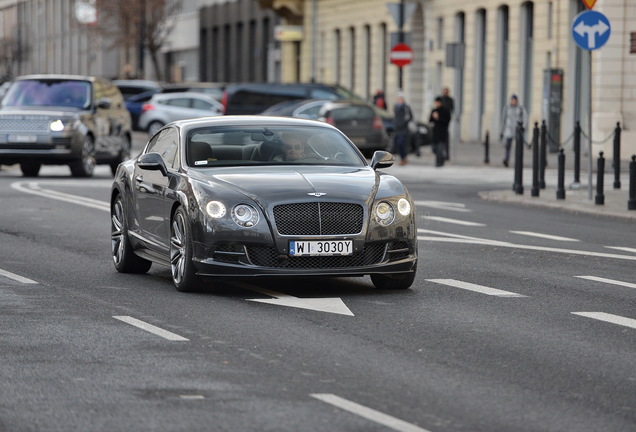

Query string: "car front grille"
[273, 202, 364, 236]
[246, 243, 387, 269]
[0, 116, 51, 133]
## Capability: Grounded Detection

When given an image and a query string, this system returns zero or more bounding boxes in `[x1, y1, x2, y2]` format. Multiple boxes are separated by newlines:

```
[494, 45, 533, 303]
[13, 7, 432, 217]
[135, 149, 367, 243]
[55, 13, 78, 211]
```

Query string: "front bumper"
[191, 240, 417, 277]
[0, 134, 82, 164]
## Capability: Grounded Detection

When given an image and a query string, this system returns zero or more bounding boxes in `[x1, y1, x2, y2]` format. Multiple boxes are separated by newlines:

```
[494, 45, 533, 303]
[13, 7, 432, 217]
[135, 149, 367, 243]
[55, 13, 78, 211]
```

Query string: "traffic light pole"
[398, 0, 404, 90]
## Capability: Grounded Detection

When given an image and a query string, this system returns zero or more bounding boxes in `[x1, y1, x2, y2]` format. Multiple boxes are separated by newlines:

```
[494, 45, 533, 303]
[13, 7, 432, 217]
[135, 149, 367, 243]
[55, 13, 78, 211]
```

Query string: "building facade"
[264, 0, 636, 158]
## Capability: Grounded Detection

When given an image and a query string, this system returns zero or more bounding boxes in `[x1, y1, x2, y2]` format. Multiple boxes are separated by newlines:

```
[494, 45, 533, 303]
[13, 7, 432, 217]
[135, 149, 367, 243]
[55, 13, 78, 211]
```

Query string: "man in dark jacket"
[393, 95, 413, 165]
[429, 97, 451, 167]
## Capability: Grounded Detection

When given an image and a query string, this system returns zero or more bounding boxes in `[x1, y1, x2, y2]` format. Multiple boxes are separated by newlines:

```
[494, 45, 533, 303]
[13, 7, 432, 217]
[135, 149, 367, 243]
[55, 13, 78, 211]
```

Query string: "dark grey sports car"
[111, 116, 417, 292]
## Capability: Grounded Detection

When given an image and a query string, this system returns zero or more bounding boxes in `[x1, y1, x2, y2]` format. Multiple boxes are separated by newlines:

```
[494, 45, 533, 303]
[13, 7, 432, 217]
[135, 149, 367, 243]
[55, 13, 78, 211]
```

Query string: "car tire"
[70, 135, 96, 177]
[20, 162, 41, 177]
[147, 121, 164, 137]
[111, 194, 152, 274]
[170, 206, 202, 292]
[110, 136, 131, 176]
[370, 265, 416, 290]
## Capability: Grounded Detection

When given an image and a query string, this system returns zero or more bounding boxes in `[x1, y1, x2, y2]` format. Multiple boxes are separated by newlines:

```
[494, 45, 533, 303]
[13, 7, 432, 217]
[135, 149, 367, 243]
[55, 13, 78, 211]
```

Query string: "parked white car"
[138, 92, 224, 136]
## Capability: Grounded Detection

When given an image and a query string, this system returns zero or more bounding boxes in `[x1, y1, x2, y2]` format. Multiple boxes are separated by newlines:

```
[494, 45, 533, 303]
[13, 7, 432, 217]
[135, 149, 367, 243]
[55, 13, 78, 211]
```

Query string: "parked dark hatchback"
[0, 74, 132, 177]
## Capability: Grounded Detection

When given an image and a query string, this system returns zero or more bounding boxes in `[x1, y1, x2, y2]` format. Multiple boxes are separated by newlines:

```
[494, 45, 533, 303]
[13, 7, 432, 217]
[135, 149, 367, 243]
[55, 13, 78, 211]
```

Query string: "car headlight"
[206, 201, 226, 218]
[232, 204, 259, 227]
[374, 201, 395, 225]
[50, 120, 65, 131]
[397, 198, 411, 216]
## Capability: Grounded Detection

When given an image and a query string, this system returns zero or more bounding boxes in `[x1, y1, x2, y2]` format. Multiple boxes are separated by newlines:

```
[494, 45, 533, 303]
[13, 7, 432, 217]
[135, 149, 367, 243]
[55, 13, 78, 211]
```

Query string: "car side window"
[192, 99, 212, 110]
[146, 127, 179, 170]
[166, 98, 191, 108]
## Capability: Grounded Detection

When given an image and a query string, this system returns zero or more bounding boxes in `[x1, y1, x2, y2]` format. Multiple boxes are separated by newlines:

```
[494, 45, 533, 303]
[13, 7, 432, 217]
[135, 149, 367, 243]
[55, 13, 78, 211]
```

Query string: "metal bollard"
[572, 121, 581, 187]
[539, 120, 547, 189]
[484, 131, 490, 164]
[595, 152, 605, 205]
[531, 122, 540, 197]
[629, 155, 636, 210]
[513, 121, 524, 195]
[613, 122, 621, 189]
[556, 149, 566, 200]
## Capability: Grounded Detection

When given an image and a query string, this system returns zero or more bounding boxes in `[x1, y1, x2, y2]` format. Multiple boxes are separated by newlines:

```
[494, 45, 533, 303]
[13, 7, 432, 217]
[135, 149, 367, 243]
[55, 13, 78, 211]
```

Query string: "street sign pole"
[587, 52, 593, 200]
[398, 0, 404, 90]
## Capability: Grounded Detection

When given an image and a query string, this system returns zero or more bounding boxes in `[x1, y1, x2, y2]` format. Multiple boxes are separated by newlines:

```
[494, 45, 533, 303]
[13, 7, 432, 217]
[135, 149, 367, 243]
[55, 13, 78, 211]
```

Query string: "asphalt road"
[0, 143, 634, 431]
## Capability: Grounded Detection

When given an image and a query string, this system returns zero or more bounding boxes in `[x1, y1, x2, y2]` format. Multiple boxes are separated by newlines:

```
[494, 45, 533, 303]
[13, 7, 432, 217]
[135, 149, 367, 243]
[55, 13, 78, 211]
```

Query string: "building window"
[631, 32, 636, 54]
[547, 1, 553, 40]
[335, 29, 341, 85]
[437, 17, 444, 50]
[349, 26, 356, 90]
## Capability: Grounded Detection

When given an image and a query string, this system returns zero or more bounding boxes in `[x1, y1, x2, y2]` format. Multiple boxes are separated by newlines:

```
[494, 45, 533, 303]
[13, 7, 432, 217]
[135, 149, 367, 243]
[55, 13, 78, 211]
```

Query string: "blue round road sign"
[572, 10, 611, 51]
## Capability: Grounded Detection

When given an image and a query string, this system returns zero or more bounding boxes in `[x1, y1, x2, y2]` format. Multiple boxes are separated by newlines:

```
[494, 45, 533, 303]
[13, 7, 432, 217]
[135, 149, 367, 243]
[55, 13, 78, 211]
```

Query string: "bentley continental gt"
[110, 116, 417, 292]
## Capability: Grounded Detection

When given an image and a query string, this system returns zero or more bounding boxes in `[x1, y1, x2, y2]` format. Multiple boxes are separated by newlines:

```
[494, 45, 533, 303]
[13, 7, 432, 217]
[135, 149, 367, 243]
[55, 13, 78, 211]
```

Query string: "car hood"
[190, 165, 380, 206]
[0, 106, 85, 117]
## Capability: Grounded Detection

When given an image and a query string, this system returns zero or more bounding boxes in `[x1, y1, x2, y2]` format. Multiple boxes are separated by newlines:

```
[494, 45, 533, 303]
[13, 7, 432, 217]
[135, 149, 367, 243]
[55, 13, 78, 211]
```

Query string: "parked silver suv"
[0, 74, 132, 177]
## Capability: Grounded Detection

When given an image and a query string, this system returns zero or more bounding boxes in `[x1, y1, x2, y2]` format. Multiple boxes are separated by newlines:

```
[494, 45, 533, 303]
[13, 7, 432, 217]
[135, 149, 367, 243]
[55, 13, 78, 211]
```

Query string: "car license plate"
[289, 240, 353, 256]
[8, 134, 38, 143]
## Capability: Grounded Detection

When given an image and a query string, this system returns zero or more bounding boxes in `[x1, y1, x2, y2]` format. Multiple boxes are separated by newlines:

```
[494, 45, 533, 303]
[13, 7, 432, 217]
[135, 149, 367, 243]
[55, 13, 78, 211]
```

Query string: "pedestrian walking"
[499, 94, 527, 167]
[393, 94, 413, 165]
[438, 87, 455, 160]
[429, 97, 451, 167]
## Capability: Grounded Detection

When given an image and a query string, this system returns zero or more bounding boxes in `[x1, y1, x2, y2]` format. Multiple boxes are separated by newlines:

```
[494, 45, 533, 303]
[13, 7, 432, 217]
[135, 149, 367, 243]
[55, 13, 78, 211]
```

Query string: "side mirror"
[137, 152, 168, 176]
[370, 151, 394, 169]
[96, 98, 112, 110]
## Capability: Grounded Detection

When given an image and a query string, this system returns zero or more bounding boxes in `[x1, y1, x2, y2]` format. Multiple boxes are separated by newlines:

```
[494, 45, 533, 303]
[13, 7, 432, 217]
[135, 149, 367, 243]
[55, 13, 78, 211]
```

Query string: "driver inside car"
[274, 132, 306, 161]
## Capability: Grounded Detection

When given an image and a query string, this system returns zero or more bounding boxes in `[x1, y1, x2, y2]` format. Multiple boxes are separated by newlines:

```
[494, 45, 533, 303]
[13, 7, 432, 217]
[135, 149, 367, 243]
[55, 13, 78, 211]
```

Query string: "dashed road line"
[604, 246, 636, 254]
[426, 279, 526, 297]
[571, 312, 636, 330]
[423, 216, 485, 226]
[574, 276, 636, 290]
[113, 316, 189, 341]
[0, 268, 37, 284]
[414, 200, 471, 213]
[311, 393, 432, 432]
[509, 231, 579, 242]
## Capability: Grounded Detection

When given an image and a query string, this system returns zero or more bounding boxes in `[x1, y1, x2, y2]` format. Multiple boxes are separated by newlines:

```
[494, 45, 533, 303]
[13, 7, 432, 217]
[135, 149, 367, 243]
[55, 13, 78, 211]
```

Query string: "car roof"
[150, 92, 219, 100]
[15, 74, 98, 82]
[171, 115, 338, 131]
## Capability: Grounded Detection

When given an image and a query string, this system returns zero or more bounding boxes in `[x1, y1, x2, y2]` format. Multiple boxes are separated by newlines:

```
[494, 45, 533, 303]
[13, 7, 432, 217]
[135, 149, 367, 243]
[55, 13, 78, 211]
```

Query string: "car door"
[133, 127, 179, 253]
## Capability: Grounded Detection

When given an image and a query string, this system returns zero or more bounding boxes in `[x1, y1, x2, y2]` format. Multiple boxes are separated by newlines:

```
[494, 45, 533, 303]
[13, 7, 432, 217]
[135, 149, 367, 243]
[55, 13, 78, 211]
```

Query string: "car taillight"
[141, 103, 154, 113]
[325, 116, 335, 125]
[373, 116, 383, 130]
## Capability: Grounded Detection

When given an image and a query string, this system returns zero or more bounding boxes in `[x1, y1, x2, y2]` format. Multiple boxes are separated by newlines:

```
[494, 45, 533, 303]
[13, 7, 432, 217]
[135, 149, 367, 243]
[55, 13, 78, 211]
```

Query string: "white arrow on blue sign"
[572, 10, 611, 51]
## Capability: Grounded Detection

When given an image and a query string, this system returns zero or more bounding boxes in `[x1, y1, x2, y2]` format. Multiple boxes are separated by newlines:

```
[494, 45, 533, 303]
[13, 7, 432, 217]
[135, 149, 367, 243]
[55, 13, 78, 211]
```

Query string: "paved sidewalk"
[388, 139, 636, 221]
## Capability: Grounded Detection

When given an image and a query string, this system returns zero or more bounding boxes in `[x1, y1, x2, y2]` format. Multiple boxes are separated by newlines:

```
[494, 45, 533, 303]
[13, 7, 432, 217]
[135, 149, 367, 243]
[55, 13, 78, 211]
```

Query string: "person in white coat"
[499, 94, 527, 167]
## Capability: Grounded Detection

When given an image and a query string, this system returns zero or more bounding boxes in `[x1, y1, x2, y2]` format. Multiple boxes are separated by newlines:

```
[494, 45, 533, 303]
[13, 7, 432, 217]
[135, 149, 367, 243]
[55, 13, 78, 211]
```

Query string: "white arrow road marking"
[509, 231, 579, 242]
[571, 312, 636, 330]
[414, 200, 471, 212]
[311, 393, 432, 432]
[235, 283, 354, 316]
[11, 181, 110, 212]
[605, 246, 636, 254]
[575, 276, 636, 290]
[418, 229, 636, 261]
[423, 216, 485, 226]
[0, 268, 38, 284]
[426, 279, 526, 297]
[113, 316, 189, 341]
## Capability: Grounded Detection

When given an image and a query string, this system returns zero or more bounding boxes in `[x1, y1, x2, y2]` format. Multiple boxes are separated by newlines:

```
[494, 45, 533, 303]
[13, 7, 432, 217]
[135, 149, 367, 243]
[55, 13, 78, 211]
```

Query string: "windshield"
[186, 126, 366, 168]
[2, 79, 91, 109]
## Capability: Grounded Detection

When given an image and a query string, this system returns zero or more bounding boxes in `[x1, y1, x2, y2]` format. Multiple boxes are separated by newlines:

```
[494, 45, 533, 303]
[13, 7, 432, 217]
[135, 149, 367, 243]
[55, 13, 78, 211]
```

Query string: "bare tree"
[95, 0, 181, 81]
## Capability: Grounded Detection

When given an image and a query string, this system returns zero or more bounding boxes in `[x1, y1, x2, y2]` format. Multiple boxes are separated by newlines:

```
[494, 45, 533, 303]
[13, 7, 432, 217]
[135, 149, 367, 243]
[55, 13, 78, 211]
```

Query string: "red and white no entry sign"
[390, 43, 413, 67]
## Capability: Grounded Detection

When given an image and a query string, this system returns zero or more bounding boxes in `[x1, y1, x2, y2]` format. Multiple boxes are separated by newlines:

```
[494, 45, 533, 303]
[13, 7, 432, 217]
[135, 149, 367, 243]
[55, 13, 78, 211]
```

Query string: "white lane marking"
[426, 279, 526, 297]
[417, 229, 636, 261]
[423, 216, 485, 227]
[571, 312, 636, 330]
[234, 282, 354, 316]
[605, 246, 636, 254]
[113, 316, 189, 341]
[414, 200, 471, 213]
[575, 276, 636, 290]
[509, 231, 579, 242]
[0, 268, 38, 284]
[11, 181, 110, 212]
[311, 393, 432, 432]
